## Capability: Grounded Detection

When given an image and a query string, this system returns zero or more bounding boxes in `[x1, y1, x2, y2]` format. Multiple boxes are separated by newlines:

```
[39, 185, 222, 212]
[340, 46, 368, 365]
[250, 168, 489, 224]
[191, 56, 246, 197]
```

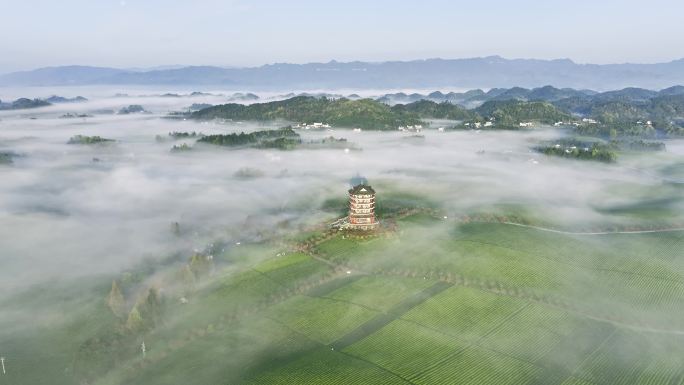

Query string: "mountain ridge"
[3, 56, 684, 89]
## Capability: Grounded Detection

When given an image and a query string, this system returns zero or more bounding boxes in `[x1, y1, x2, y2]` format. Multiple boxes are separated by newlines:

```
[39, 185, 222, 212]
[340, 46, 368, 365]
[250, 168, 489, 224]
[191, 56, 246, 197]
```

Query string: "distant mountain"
[0, 98, 51, 110]
[488, 87, 532, 102]
[45, 95, 88, 103]
[376, 86, 663, 108]
[0, 95, 84, 110]
[591, 87, 658, 103]
[0, 66, 126, 86]
[106, 66, 237, 85]
[526, 86, 589, 101]
[390, 100, 477, 121]
[2, 57, 684, 89]
[658, 86, 684, 96]
[474, 100, 572, 125]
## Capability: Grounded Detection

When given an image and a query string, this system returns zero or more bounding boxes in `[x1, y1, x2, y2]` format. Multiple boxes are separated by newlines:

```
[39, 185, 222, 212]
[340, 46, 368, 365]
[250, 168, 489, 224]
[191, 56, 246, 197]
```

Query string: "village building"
[346, 184, 379, 231]
[295, 122, 331, 129]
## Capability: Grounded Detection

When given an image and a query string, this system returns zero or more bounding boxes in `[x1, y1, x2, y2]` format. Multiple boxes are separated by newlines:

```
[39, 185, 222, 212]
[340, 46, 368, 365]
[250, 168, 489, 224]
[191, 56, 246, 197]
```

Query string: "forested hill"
[390, 100, 478, 121]
[474, 100, 572, 126]
[191, 94, 684, 136]
[191, 96, 424, 130]
[192, 97, 573, 129]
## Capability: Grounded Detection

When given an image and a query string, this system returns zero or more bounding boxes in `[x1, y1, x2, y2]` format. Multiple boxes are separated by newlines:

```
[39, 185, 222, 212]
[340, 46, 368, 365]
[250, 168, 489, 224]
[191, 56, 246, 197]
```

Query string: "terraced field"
[266, 295, 379, 344]
[324, 276, 434, 312]
[401, 286, 528, 342]
[410, 347, 542, 385]
[343, 320, 468, 379]
[246, 348, 413, 385]
[477, 303, 580, 363]
[5, 213, 684, 385]
[236, 217, 684, 384]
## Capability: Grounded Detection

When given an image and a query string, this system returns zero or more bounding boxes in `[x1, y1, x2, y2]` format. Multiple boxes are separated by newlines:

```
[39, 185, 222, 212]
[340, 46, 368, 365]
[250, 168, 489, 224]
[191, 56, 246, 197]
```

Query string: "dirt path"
[494, 221, 684, 236]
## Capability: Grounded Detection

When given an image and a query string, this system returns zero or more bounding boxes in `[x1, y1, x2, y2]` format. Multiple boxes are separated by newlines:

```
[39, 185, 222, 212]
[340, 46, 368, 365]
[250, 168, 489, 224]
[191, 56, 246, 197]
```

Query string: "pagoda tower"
[347, 184, 379, 230]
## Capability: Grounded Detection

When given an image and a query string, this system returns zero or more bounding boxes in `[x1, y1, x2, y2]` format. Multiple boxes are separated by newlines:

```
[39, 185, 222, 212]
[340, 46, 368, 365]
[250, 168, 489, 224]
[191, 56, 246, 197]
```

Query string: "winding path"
[486, 221, 684, 236]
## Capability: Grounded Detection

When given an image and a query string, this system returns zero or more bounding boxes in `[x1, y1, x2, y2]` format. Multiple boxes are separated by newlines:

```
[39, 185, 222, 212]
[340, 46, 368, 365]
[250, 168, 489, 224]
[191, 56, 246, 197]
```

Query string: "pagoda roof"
[349, 184, 375, 195]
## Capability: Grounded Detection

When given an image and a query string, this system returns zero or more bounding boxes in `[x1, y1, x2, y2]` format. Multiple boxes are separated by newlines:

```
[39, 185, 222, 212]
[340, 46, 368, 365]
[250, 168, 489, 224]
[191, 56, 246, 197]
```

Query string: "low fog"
[1, 87, 684, 385]
[1, 89, 683, 296]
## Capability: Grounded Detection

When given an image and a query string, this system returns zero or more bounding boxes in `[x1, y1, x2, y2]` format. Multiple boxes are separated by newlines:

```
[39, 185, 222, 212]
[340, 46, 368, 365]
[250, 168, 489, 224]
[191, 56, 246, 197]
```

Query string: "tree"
[181, 265, 196, 294]
[136, 288, 163, 330]
[609, 128, 618, 139]
[189, 253, 212, 278]
[106, 280, 125, 317]
[126, 306, 144, 332]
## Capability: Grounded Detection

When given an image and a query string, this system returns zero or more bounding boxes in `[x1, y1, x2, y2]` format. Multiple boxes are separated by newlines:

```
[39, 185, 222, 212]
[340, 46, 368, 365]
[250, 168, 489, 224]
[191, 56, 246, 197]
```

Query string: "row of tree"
[106, 281, 163, 333]
[105, 251, 215, 334]
[67, 135, 114, 145]
[197, 127, 300, 147]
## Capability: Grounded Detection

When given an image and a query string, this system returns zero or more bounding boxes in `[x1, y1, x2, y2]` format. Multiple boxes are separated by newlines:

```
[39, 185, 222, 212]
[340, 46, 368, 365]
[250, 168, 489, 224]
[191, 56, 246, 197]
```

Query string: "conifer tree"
[189, 253, 212, 278]
[142, 287, 163, 327]
[106, 280, 125, 317]
[181, 265, 196, 294]
[171, 222, 181, 236]
[126, 306, 144, 332]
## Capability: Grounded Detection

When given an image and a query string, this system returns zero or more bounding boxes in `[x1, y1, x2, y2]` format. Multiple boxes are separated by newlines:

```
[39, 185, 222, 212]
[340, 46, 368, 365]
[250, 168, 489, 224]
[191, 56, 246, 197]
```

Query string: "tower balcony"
[350, 203, 375, 209]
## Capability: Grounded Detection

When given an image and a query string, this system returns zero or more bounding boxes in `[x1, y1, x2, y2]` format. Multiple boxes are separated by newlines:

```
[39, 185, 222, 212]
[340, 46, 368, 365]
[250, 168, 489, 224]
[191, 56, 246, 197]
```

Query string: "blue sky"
[0, 0, 681, 72]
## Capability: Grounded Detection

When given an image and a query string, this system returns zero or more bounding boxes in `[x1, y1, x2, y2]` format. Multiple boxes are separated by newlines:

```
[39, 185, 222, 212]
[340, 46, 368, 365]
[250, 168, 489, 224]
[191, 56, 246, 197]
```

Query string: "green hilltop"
[474, 100, 572, 126]
[191, 96, 424, 130]
[389, 100, 478, 121]
[190, 97, 575, 131]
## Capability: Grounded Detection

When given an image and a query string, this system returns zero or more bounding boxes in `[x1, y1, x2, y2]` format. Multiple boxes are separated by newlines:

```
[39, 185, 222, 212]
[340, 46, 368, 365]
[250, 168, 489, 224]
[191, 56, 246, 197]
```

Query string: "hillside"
[566, 95, 684, 136]
[380, 87, 684, 135]
[379, 85, 684, 107]
[191, 97, 424, 130]
[188, 92, 684, 135]
[0, 98, 51, 110]
[475, 100, 572, 126]
[390, 100, 478, 121]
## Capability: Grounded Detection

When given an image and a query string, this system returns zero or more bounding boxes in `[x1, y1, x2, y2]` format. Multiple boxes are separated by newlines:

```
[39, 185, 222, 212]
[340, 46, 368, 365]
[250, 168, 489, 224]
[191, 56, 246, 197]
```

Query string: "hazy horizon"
[3, 2, 684, 384]
[3, 54, 684, 75]
[1, 0, 683, 74]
